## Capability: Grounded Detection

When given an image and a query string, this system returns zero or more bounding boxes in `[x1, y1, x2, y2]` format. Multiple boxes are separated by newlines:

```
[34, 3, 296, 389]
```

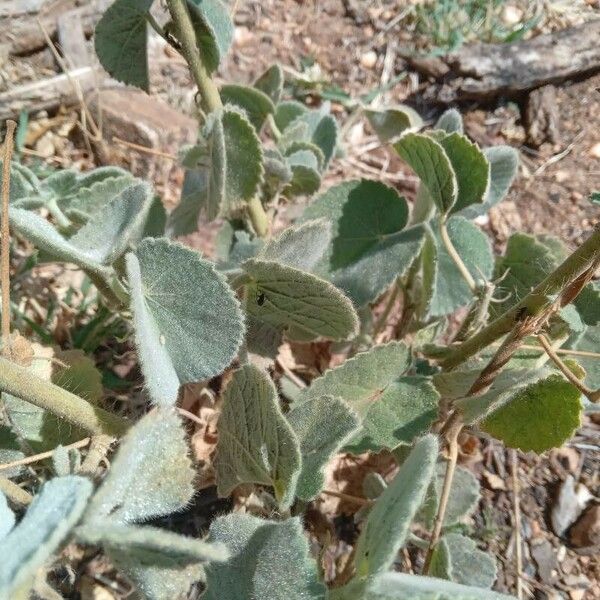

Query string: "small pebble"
[360, 50, 378, 69]
[589, 142, 600, 158]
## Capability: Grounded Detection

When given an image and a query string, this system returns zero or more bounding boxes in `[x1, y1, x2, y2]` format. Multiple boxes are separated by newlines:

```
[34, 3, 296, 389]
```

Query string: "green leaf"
[10, 181, 153, 271]
[575, 282, 600, 326]
[349, 376, 439, 453]
[459, 146, 518, 218]
[352, 435, 438, 581]
[0, 493, 14, 540]
[167, 169, 206, 237]
[493, 233, 558, 314]
[94, 0, 153, 91]
[243, 259, 359, 341]
[287, 395, 359, 500]
[301, 179, 425, 306]
[254, 64, 284, 104]
[430, 533, 497, 589]
[365, 572, 517, 600]
[425, 217, 494, 317]
[221, 84, 275, 130]
[186, 0, 233, 72]
[77, 523, 228, 565]
[259, 219, 331, 272]
[481, 374, 582, 453]
[436, 108, 464, 134]
[214, 364, 301, 508]
[0, 476, 92, 598]
[85, 409, 195, 524]
[0, 161, 40, 203]
[365, 105, 423, 143]
[440, 133, 490, 214]
[285, 160, 322, 196]
[419, 464, 480, 528]
[52, 349, 103, 404]
[573, 325, 600, 389]
[394, 132, 457, 214]
[218, 107, 264, 218]
[126, 238, 244, 406]
[205, 514, 326, 600]
[283, 141, 325, 171]
[274, 100, 309, 132]
[299, 341, 412, 414]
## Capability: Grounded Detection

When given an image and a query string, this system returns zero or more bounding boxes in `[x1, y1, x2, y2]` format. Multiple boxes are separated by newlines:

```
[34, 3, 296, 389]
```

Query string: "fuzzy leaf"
[394, 132, 457, 214]
[214, 364, 301, 508]
[243, 259, 359, 341]
[126, 238, 243, 406]
[259, 219, 331, 272]
[436, 108, 464, 134]
[459, 146, 518, 218]
[0, 476, 92, 598]
[365, 105, 423, 143]
[94, 0, 153, 90]
[0, 161, 40, 203]
[575, 282, 600, 327]
[425, 216, 494, 317]
[167, 169, 207, 237]
[254, 64, 284, 104]
[85, 409, 194, 524]
[302, 179, 425, 306]
[66, 174, 136, 220]
[274, 100, 309, 132]
[365, 572, 517, 600]
[352, 435, 438, 580]
[77, 523, 228, 565]
[0, 493, 14, 540]
[285, 158, 322, 196]
[481, 374, 582, 453]
[441, 133, 490, 214]
[419, 464, 480, 528]
[349, 376, 439, 453]
[430, 533, 497, 589]
[52, 349, 103, 403]
[573, 325, 600, 389]
[204, 514, 326, 600]
[287, 395, 359, 500]
[186, 0, 233, 72]
[221, 85, 275, 130]
[299, 341, 412, 414]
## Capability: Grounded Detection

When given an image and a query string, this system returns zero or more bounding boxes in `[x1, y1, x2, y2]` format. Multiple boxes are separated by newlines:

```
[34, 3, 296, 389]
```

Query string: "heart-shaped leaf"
[302, 179, 425, 306]
[94, 0, 154, 90]
[126, 238, 244, 405]
[365, 105, 423, 143]
[243, 259, 359, 341]
[254, 64, 284, 104]
[481, 374, 582, 453]
[287, 395, 359, 500]
[394, 132, 457, 214]
[214, 364, 301, 508]
[205, 514, 327, 600]
[85, 408, 194, 524]
[274, 100, 309, 132]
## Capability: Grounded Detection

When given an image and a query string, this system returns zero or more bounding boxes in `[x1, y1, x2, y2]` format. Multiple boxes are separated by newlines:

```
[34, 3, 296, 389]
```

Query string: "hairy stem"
[1, 121, 16, 349]
[423, 420, 461, 573]
[165, 0, 222, 114]
[442, 225, 600, 370]
[247, 195, 270, 238]
[0, 356, 128, 436]
[537, 333, 600, 402]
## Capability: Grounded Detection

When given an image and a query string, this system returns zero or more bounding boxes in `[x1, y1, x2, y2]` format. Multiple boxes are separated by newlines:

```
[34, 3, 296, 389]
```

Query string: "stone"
[87, 88, 197, 181]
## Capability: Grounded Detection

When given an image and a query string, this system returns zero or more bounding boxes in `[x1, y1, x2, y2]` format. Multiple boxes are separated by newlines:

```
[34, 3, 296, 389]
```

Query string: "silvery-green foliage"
[430, 533, 497, 589]
[299, 341, 412, 415]
[204, 514, 327, 600]
[254, 64, 284, 104]
[301, 179, 425, 306]
[243, 259, 359, 341]
[52, 444, 81, 476]
[419, 464, 480, 528]
[9, 181, 153, 273]
[0, 493, 14, 540]
[0, 427, 25, 478]
[436, 108, 464, 134]
[126, 238, 244, 406]
[213, 364, 301, 509]
[220, 84, 275, 130]
[365, 572, 517, 600]
[85, 409, 194, 523]
[287, 395, 359, 500]
[259, 219, 331, 272]
[0, 476, 92, 599]
[334, 435, 438, 598]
